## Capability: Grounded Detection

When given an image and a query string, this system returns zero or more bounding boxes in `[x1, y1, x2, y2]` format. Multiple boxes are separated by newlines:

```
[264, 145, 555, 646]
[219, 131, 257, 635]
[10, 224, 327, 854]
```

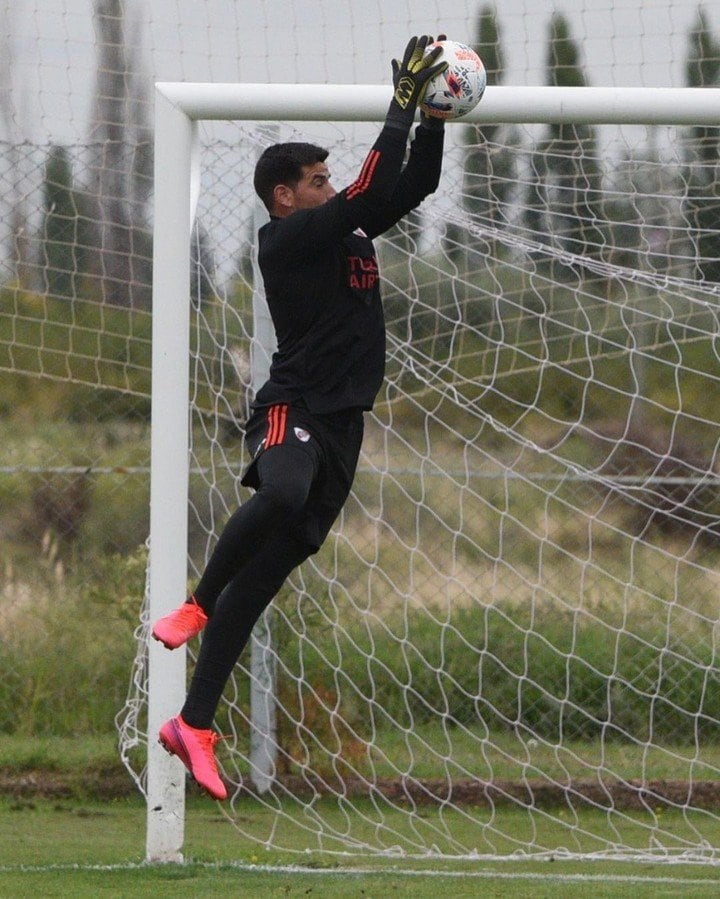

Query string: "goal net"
[119, 82, 720, 864]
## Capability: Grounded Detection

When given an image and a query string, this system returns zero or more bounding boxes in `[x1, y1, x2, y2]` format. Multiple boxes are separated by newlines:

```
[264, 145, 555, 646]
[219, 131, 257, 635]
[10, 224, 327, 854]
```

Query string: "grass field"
[5, 733, 720, 895]
[3, 733, 720, 897]
[3, 796, 720, 897]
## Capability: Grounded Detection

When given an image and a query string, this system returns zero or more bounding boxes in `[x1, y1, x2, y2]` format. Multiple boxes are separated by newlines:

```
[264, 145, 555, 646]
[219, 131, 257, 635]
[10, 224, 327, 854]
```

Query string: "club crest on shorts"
[293, 427, 311, 443]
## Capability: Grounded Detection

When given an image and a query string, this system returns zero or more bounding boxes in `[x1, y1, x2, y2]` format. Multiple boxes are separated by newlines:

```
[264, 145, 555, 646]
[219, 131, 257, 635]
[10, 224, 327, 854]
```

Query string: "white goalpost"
[137, 81, 720, 864]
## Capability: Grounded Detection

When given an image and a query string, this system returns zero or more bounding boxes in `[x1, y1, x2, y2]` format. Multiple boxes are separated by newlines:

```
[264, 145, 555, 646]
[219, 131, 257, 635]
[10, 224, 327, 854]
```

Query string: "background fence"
[2, 0, 720, 862]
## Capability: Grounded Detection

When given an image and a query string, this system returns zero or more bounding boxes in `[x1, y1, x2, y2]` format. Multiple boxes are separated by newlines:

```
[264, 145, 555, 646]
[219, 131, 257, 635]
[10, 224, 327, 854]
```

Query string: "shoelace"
[177, 604, 205, 621]
[197, 730, 220, 749]
[193, 728, 230, 756]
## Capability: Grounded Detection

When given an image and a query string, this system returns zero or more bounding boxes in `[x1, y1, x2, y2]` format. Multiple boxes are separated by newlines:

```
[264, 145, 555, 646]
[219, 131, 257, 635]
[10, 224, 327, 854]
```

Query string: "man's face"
[277, 161, 335, 213]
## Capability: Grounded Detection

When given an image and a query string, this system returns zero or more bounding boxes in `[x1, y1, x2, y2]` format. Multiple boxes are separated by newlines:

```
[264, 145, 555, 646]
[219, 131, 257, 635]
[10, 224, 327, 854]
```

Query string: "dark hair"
[253, 141, 329, 211]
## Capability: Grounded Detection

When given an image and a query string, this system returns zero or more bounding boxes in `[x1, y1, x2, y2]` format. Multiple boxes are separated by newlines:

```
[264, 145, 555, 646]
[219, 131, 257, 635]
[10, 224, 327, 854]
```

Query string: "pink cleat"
[152, 597, 208, 650]
[158, 715, 227, 801]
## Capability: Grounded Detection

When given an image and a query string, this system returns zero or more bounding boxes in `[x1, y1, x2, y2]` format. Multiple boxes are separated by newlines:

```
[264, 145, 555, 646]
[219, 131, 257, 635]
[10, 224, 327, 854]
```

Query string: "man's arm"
[358, 120, 445, 240]
[259, 125, 413, 266]
[359, 35, 448, 239]
[260, 37, 446, 265]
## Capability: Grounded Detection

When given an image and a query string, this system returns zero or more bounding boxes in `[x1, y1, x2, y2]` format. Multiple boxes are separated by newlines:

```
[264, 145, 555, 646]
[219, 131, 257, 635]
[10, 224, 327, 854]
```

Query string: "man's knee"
[256, 477, 309, 519]
[254, 447, 315, 519]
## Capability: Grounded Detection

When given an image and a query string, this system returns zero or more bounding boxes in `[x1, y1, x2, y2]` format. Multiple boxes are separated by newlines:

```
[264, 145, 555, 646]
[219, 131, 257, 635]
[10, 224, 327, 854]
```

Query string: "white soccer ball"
[420, 39, 487, 120]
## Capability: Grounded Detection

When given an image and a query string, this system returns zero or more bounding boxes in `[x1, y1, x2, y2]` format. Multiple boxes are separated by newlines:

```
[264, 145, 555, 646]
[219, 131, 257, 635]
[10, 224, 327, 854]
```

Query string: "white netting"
[119, 112, 720, 860]
[1, 0, 719, 867]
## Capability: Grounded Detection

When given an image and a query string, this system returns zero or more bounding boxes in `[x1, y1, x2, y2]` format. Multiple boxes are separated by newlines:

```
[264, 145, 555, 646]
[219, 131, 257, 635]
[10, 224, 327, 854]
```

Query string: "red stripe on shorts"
[266, 404, 288, 447]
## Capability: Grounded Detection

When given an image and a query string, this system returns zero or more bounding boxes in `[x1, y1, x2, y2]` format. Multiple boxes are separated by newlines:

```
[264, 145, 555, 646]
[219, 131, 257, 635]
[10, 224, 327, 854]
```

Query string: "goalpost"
[133, 81, 720, 863]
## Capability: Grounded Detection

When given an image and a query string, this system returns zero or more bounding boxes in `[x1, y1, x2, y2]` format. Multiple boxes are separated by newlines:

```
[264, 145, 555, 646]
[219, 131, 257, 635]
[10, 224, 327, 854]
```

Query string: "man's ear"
[272, 183, 294, 214]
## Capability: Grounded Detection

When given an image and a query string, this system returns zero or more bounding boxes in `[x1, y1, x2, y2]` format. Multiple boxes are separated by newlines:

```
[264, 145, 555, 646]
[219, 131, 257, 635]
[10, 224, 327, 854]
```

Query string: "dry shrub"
[591, 422, 720, 546]
[29, 472, 90, 542]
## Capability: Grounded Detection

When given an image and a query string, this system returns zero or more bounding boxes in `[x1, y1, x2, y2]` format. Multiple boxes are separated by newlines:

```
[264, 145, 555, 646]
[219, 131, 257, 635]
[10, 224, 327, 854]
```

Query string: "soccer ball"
[420, 39, 486, 120]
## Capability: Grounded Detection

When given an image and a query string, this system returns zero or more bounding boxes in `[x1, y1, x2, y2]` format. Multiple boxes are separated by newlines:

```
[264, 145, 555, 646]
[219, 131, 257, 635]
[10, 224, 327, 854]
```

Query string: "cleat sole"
[152, 631, 176, 650]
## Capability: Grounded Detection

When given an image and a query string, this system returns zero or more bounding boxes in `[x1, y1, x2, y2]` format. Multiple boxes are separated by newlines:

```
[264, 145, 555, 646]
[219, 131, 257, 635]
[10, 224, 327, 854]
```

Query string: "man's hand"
[391, 36, 447, 110]
[386, 35, 448, 128]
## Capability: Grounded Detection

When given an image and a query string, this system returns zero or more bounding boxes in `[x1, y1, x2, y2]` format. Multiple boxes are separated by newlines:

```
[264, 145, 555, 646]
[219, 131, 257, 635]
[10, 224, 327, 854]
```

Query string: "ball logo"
[294, 427, 311, 443]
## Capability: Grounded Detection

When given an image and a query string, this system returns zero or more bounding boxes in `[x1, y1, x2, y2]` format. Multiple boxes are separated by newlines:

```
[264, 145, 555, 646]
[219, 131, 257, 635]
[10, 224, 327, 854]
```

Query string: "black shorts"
[241, 402, 365, 552]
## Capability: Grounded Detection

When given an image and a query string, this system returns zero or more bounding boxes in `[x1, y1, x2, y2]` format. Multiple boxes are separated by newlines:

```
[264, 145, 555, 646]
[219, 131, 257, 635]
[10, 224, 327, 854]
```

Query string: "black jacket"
[254, 121, 444, 414]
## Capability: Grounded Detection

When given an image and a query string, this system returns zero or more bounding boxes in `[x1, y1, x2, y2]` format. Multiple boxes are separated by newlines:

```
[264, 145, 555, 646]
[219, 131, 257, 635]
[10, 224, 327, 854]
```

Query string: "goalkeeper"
[152, 35, 448, 800]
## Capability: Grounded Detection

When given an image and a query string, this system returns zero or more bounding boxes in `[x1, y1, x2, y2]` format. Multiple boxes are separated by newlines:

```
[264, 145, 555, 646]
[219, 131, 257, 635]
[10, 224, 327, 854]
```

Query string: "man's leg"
[158, 526, 312, 798]
[193, 446, 316, 615]
[152, 444, 315, 649]
[180, 526, 313, 730]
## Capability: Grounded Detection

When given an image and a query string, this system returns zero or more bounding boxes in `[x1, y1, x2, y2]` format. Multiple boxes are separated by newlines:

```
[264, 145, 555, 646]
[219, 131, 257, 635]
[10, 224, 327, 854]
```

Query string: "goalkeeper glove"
[386, 35, 448, 129]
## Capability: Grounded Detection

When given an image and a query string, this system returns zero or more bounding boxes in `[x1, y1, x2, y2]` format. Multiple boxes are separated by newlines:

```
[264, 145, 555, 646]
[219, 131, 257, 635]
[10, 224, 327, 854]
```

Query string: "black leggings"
[192, 445, 316, 616]
[181, 446, 316, 729]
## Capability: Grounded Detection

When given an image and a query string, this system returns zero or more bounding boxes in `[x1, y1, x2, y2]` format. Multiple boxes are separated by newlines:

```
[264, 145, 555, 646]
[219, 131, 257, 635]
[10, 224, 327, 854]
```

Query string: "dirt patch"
[0, 766, 136, 800]
[7, 765, 720, 813]
[239, 774, 720, 812]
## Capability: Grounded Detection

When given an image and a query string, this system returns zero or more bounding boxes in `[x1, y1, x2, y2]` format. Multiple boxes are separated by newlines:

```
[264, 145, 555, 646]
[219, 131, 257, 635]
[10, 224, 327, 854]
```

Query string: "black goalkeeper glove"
[386, 35, 448, 129]
[419, 34, 447, 132]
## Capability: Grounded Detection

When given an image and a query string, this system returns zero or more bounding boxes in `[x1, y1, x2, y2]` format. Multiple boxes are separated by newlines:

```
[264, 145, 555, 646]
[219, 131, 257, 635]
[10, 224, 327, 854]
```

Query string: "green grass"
[5, 730, 720, 871]
[365, 725, 720, 782]
[0, 288, 152, 417]
[0, 735, 120, 771]
[2, 797, 720, 897]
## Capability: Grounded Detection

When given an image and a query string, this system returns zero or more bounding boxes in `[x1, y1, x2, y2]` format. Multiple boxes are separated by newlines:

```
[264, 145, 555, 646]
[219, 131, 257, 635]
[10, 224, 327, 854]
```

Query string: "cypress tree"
[41, 146, 80, 300]
[522, 13, 604, 265]
[86, 0, 154, 307]
[444, 7, 517, 264]
[684, 7, 720, 282]
[462, 5, 516, 229]
[543, 12, 603, 260]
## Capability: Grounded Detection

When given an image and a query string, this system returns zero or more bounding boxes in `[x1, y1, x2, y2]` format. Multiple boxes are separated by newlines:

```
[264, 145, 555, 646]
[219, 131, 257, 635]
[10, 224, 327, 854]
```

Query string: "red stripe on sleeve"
[346, 149, 381, 200]
[351, 150, 376, 192]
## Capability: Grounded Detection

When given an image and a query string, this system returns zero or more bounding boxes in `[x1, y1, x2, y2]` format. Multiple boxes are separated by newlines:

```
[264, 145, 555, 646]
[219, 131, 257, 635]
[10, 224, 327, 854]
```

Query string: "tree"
[0, 4, 34, 288]
[523, 13, 604, 263]
[235, 217, 256, 291]
[684, 6, 720, 282]
[85, 0, 152, 307]
[190, 220, 216, 308]
[604, 142, 685, 275]
[41, 146, 81, 300]
[686, 5, 720, 156]
[443, 7, 518, 270]
[463, 6, 517, 231]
